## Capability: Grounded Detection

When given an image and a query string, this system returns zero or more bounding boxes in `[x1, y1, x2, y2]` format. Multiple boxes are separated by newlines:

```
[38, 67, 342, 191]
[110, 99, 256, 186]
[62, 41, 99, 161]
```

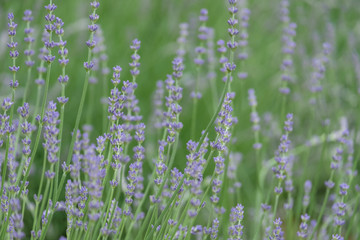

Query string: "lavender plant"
[0, 0, 359, 239]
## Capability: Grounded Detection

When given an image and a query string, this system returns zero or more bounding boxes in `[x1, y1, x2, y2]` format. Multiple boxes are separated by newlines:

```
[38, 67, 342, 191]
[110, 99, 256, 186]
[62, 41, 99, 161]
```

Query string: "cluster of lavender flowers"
[0, 0, 359, 240]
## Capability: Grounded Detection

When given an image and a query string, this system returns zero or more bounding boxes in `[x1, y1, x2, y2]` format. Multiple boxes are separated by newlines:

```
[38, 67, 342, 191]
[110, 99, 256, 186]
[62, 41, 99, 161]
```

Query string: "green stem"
[144, 177, 185, 240]
[191, 66, 200, 139]
[39, 171, 67, 240]
[13, 66, 33, 165]
[345, 193, 360, 239]
[170, 200, 191, 240]
[31, 152, 47, 236]
[132, 35, 233, 239]
[272, 192, 281, 221]
[286, 192, 293, 239]
[64, 7, 96, 168]
[54, 85, 66, 203]
[87, 82, 95, 127]
[64, 70, 90, 165]
[19, 59, 52, 198]
[123, 180, 152, 240]
[35, 179, 50, 235]
[97, 168, 119, 239]
[254, 211, 266, 240]
[209, 73, 218, 111]
[1, 16, 18, 197]
[309, 170, 334, 239]
[184, 172, 216, 240]
[32, 85, 43, 125]
[84, 221, 94, 240]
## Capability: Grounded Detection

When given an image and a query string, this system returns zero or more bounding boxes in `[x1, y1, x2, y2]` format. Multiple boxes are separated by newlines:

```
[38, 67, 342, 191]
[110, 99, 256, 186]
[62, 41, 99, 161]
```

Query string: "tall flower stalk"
[272, 113, 293, 220]
[191, 9, 208, 139]
[39, 2, 100, 239]
[0, 13, 20, 238]
[65, 0, 99, 170]
[210, 93, 235, 214]
[13, 9, 35, 180]
[54, 15, 69, 203]
[22, 10, 35, 103]
[19, 0, 57, 198]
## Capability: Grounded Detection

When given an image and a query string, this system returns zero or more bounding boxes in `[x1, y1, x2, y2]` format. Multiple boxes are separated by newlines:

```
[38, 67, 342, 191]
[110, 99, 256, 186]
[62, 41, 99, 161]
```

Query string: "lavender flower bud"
[129, 39, 141, 77]
[339, 183, 349, 196]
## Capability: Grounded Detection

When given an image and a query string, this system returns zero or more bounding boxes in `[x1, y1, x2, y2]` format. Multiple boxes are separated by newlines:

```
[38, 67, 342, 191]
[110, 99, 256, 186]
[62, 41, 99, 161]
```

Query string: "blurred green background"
[1, 0, 360, 238]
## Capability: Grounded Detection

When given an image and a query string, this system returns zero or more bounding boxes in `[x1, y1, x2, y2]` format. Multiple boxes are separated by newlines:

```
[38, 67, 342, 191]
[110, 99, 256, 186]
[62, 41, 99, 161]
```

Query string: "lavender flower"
[122, 80, 142, 123]
[227, 152, 242, 193]
[297, 214, 310, 238]
[279, 3, 297, 95]
[55, 16, 70, 92]
[43, 3, 57, 64]
[217, 39, 228, 82]
[284, 178, 294, 210]
[308, 43, 332, 104]
[154, 140, 168, 187]
[169, 168, 184, 206]
[324, 131, 348, 190]
[88, 31, 102, 85]
[43, 101, 60, 167]
[272, 113, 293, 195]
[237, 5, 250, 80]
[129, 39, 141, 78]
[331, 234, 344, 240]
[331, 147, 343, 170]
[35, 31, 50, 86]
[7, 133, 17, 191]
[65, 180, 76, 234]
[8, 13, 20, 90]
[108, 66, 126, 123]
[134, 123, 146, 160]
[228, 204, 244, 239]
[302, 180, 312, 208]
[123, 122, 145, 210]
[248, 89, 261, 149]
[210, 218, 219, 239]
[18, 103, 33, 178]
[176, 23, 189, 58]
[84, 1, 100, 71]
[23, 10, 35, 68]
[2, 97, 13, 112]
[210, 93, 235, 206]
[84, 143, 105, 223]
[184, 137, 208, 218]
[344, 137, 356, 177]
[191, 9, 208, 102]
[191, 225, 202, 235]
[269, 218, 284, 240]
[0, 0, 358, 239]
[110, 123, 127, 165]
[227, 0, 239, 50]
[193, 9, 208, 66]
[163, 58, 184, 144]
[9, 198, 25, 239]
[125, 163, 140, 205]
[339, 183, 349, 196]
[332, 182, 349, 231]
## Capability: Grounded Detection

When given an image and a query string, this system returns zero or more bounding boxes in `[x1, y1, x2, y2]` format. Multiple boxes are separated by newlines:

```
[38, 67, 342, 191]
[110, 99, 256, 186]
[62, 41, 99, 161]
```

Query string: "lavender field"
[0, 0, 359, 239]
